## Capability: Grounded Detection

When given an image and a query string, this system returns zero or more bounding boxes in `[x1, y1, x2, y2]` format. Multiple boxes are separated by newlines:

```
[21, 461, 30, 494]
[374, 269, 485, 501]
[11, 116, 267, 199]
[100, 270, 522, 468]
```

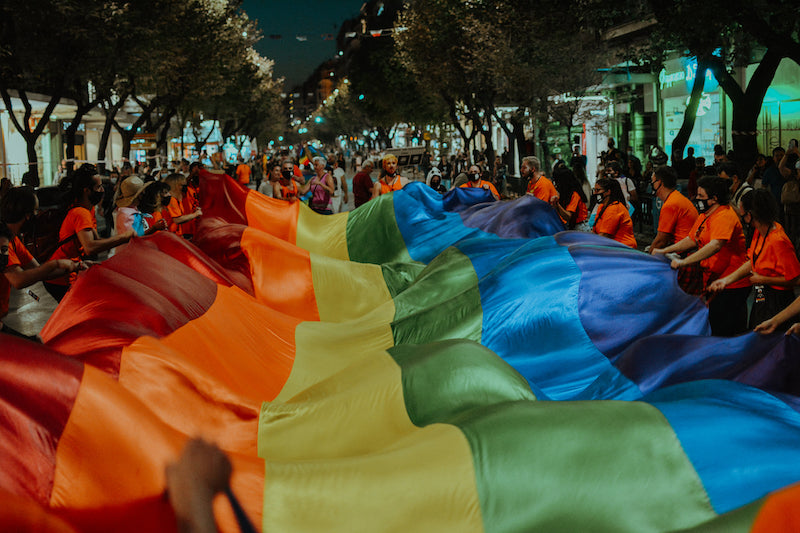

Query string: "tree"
[342, 0, 447, 148]
[0, 0, 105, 178]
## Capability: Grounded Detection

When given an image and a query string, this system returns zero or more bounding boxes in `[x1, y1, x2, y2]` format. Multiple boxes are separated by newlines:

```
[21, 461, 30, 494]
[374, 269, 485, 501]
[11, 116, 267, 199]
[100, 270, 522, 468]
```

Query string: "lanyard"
[751, 226, 772, 267]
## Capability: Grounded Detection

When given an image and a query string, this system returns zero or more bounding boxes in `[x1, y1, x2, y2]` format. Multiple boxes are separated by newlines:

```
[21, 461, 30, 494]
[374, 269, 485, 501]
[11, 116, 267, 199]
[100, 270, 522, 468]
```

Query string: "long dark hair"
[595, 177, 626, 205]
[139, 181, 171, 215]
[552, 167, 587, 208]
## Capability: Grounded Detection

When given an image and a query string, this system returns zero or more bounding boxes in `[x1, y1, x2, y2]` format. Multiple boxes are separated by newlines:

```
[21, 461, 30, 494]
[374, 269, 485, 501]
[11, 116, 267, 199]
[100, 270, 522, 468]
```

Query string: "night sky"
[241, 1, 363, 89]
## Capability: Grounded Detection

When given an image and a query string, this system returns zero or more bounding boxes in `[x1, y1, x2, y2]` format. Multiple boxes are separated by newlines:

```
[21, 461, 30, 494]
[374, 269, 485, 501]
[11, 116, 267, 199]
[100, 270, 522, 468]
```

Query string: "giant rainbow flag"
[2, 170, 800, 532]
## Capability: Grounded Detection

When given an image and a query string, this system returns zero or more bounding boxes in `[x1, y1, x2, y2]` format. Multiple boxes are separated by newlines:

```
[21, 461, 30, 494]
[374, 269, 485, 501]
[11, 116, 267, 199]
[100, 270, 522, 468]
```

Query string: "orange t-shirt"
[748, 224, 800, 290]
[167, 196, 186, 235]
[235, 164, 251, 185]
[1, 236, 35, 318]
[460, 179, 499, 199]
[278, 179, 299, 201]
[593, 201, 637, 248]
[657, 190, 698, 243]
[49, 206, 96, 285]
[181, 186, 199, 236]
[689, 205, 748, 287]
[527, 176, 558, 203]
[379, 176, 404, 195]
[562, 191, 588, 225]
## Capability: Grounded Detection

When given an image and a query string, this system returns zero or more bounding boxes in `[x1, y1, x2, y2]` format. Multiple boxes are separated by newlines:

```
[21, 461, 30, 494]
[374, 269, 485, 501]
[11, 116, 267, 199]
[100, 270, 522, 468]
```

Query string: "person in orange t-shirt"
[235, 157, 251, 186]
[44, 165, 133, 302]
[648, 165, 701, 294]
[371, 155, 408, 199]
[550, 167, 588, 229]
[459, 164, 500, 200]
[591, 178, 637, 248]
[710, 190, 800, 330]
[655, 176, 749, 335]
[1, 189, 84, 337]
[522, 156, 559, 203]
[164, 173, 202, 237]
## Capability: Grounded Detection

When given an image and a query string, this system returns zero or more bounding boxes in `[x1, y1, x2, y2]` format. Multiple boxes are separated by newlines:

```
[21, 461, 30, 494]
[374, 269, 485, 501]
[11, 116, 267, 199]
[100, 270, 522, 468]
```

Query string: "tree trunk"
[98, 98, 125, 172]
[671, 55, 710, 165]
[709, 48, 784, 171]
[0, 87, 61, 181]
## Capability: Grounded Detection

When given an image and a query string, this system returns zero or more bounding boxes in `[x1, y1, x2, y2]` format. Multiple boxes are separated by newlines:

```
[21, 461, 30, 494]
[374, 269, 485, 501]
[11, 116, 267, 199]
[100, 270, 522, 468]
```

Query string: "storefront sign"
[659, 57, 719, 98]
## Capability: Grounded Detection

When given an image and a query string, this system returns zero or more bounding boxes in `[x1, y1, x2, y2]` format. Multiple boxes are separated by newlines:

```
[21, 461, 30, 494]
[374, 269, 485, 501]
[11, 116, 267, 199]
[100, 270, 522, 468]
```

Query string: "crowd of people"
[2, 140, 800, 343]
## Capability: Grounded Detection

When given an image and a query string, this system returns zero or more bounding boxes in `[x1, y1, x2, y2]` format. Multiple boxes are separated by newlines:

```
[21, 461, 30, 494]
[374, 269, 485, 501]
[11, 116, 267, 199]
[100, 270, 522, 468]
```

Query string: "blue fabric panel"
[457, 237, 640, 400]
[393, 183, 497, 264]
[459, 195, 565, 239]
[647, 380, 800, 514]
[569, 244, 711, 360]
[614, 333, 800, 397]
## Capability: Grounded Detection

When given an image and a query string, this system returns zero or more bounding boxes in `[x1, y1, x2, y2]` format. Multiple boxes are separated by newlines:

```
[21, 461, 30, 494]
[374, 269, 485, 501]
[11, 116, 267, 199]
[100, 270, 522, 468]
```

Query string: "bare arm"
[671, 239, 724, 269]
[652, 235, 696, 256]
[708, 259, 751, 292]
[4, 259, 84, 289]
[76, 227, 133, 257]
[649, 231, 674, 253]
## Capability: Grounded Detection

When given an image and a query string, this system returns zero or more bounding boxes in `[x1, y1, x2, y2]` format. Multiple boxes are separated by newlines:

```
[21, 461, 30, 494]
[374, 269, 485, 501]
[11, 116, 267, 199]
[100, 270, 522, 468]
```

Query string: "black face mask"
[0, 254, 8, 272]
[470, 173, 480, 181]
[89, 190, 104, 205]
[282, 170, 293, 180]
[189, 176, 199, 188]
[161, 194, 172, 207]
[696, 199, 710, 213]
[594, 193, 605, 204]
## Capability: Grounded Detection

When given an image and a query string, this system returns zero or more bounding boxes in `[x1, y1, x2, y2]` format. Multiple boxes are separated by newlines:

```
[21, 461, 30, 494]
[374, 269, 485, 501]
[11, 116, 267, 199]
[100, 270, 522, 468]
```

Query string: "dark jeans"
[43, 281, 69, 303]
[708, 286, 750, 336]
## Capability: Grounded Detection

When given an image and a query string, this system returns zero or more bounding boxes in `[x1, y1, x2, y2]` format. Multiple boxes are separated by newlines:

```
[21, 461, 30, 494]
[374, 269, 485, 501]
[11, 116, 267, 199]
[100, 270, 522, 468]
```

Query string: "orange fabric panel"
[751, 483, 800, 532]
[244, 189, 299, 243]
[0, 490, 78, 533]
[240, 227, 320, 320]
[148, 284, 301, 402]
[51, 364, 266, 532]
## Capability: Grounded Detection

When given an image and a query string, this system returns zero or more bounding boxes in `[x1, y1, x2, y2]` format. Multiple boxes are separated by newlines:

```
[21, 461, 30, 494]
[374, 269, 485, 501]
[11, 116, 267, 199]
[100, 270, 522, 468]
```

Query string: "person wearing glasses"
[648, 165, 700, 293]
[591, 178, 637, 248]
[653, 176, 749, 336]
[709, 189, 800, 331]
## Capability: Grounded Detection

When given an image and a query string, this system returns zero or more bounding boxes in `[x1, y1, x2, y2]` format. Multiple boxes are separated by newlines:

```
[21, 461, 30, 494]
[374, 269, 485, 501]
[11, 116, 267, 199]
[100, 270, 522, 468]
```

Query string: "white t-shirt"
[616, 176, 636, 207]
[332, 167, 345, 197]
[258, 181, 274, 198]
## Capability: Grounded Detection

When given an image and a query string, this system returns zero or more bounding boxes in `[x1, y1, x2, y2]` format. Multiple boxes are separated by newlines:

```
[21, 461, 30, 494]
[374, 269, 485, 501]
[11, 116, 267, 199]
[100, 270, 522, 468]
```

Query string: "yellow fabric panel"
[309, 252, 393, 322]
[273, 302, 395, 402]
[258, 352, 483, 533]
[296, 203, 349, 259]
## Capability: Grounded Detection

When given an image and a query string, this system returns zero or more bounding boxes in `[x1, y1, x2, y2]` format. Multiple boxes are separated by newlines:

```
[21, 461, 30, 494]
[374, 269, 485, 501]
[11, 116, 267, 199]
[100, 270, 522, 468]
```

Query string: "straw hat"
[115, 176, 145, 208]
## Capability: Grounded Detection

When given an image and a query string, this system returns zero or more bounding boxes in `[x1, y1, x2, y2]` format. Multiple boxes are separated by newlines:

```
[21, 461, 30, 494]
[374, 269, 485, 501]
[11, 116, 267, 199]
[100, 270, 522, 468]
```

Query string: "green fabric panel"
[459, 400, 716, 533]
[388, 340, 536, 426]
[381, 261, 427, 298]
[668, 498, 761, 533]
[391, 247, 482, 346]
[346, 193, 412, 264]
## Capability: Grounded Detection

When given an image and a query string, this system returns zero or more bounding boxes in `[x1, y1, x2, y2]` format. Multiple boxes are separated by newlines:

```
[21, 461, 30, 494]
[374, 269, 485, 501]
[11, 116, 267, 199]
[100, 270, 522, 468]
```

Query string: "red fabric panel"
[40, 237, 219, 376]
[198, 169, 249, 226]
[192, 218, 255, 296]
[0, 337, 82, 503]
